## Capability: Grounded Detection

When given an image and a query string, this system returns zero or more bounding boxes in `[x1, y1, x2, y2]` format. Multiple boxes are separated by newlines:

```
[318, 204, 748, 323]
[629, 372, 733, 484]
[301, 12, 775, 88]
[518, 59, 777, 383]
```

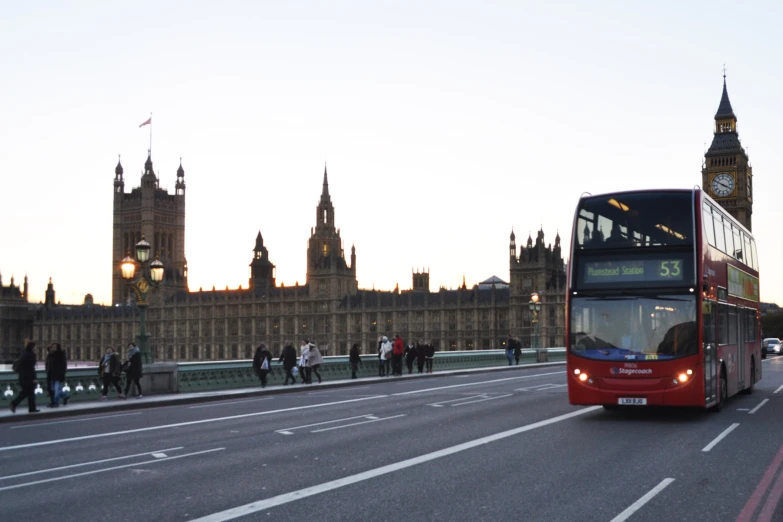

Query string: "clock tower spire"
[702, 73, 753, 230]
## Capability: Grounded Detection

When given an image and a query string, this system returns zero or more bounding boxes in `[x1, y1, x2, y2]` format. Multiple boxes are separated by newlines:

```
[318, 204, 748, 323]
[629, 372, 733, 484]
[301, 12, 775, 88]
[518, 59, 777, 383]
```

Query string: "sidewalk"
[0, 361, 565, 424]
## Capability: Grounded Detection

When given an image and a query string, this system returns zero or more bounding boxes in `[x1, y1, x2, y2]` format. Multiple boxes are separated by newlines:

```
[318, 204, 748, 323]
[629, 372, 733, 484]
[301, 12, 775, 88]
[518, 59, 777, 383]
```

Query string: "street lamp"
[529, 292, 546, 362]
[120, 236, 164, 364]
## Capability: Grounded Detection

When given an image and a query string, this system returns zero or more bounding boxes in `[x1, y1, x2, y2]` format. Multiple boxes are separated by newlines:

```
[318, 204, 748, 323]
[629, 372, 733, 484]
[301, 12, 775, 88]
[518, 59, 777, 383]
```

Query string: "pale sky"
[2, 1, 782, 305]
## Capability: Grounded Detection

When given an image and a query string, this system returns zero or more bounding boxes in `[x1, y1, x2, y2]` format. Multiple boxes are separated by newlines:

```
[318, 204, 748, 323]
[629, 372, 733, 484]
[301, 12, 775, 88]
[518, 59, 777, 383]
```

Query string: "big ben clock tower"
[702, 74, 753, 230]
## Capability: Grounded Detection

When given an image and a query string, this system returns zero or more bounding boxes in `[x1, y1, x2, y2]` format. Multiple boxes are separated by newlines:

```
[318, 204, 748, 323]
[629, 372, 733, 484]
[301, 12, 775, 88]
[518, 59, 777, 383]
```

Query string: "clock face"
[711, 173, 735, 198]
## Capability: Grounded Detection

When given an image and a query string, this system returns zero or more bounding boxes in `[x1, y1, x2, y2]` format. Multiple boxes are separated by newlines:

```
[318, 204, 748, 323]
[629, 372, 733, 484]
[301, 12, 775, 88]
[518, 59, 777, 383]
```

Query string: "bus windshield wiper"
[618, 290, 691, 301]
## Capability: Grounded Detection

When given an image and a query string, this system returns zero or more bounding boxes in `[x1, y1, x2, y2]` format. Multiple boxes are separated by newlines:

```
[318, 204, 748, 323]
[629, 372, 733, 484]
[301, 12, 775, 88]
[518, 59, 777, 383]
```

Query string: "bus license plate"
[618, 398, 647, 405]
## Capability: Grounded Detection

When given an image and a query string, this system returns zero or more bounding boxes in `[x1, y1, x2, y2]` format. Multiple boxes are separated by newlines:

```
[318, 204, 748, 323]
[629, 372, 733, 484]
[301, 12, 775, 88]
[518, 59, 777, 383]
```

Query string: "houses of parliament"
[0, 76, 754, 363]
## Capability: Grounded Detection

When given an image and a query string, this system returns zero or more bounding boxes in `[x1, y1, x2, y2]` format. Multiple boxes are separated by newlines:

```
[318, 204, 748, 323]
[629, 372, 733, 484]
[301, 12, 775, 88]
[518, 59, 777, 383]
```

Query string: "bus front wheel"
[712, 368, 728, 412]
[741, 358, 756, 395]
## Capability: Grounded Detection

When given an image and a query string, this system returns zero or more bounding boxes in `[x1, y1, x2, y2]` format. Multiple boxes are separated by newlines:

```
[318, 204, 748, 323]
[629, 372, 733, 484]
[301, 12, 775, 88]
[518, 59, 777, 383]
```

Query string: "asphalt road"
[2, 359, 783, 522]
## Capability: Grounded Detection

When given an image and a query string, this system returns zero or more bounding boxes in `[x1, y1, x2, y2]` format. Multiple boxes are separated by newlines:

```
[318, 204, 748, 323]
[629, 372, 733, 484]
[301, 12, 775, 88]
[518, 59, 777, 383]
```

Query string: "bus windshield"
[576, 192, 693, 249]
[570, 294, 697, 361]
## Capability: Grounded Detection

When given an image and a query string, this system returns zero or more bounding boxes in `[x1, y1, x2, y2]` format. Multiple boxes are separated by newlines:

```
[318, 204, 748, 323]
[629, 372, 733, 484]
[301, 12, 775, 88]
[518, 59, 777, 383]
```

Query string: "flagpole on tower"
[149, 112, 152, 154]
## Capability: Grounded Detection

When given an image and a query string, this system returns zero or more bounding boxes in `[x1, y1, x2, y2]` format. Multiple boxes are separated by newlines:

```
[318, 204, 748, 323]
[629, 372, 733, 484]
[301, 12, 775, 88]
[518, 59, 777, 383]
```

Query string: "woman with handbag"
[307, 342, 323, 384]
[98, 347, 124, 400]
[253, 343, 272, 388]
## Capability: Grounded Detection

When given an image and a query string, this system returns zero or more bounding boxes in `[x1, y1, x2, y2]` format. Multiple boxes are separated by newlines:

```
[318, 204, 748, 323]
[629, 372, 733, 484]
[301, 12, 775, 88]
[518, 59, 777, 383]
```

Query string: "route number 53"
[659, 260, 681, 278]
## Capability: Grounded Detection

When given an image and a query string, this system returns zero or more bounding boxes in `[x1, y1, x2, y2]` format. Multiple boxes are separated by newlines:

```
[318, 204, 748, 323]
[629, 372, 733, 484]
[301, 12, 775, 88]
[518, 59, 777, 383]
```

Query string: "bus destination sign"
[582, 258, 685, 285]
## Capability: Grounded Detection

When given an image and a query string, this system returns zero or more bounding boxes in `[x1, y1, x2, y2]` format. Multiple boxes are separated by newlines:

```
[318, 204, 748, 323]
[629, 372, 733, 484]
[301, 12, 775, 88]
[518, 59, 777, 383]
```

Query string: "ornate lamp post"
[529, 292, 546, 362]
[121, 236, 164, 364]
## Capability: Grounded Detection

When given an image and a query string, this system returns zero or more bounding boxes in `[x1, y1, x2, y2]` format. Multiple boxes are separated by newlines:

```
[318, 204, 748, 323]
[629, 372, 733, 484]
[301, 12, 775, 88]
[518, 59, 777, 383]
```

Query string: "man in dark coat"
[415, 340, 426, 374]
[253, 343, 272, 388]
[44, 344, 56, 406]
[123, 342, 143, 398]
[349, 343, 361, 379]
[49, 343, 69, 406]
[279, 343, 298, 385]
[11, 340, 40, 414]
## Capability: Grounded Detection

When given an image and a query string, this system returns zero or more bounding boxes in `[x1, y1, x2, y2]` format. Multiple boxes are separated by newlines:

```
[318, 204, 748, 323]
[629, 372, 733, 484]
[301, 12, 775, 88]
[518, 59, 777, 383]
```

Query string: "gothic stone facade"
[701, 77, 753, 231]
[0, 274, 35, 362]
[112, 152, 187, 304]
[30, 164, 566, 362]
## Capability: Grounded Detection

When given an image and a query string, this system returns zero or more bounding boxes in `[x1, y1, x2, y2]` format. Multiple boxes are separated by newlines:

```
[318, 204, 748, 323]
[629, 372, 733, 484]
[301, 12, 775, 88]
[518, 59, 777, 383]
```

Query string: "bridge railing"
[0, 348, 566, 401]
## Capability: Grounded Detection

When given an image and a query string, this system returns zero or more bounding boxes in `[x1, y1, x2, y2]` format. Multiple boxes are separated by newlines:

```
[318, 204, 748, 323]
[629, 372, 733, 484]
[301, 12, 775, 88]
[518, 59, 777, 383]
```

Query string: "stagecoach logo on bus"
[610, 364, 653, 376]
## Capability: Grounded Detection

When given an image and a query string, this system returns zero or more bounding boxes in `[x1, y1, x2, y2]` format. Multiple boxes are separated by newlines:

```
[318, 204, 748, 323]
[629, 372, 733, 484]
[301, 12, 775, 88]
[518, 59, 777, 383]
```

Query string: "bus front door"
[738, 307, 746, 390]
[703, 301, 717, 406]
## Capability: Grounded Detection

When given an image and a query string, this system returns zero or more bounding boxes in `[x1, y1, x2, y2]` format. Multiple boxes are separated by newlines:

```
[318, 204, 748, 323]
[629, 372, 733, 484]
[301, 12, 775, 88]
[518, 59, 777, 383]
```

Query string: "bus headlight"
[674, 370, 693, 384]
[578, 372, 588, 382]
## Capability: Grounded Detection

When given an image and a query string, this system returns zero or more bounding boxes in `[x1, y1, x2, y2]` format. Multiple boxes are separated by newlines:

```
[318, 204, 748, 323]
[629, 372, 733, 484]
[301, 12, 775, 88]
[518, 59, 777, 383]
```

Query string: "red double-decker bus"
[566, 188, 760, 410]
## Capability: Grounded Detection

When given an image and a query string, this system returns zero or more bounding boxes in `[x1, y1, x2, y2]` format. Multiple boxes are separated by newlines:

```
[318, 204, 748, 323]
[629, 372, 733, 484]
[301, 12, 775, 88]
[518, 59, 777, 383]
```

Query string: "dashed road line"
[0, 448, 225, 492]
[0, 395, 385, 452]
[609, 478, 675, 522]
[393, 371, 564, 396]
[275, 415, 374, 435]
[749, 399, 769, 414]
[702, 423, 740, 452]
[0, 447, 184, 481]
[311, 414, 406, 433]
[189, 406, 601, 521]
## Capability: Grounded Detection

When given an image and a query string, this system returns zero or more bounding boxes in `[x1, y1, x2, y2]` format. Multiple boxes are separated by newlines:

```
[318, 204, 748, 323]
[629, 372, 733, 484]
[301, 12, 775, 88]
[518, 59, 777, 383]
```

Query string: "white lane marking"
[393, 371, 565, 396]
[311, 415, 406, 433]
[774, 384, 783, 394]
[189, 406, 601, 521]
[737, 408, 751, 411]
[516, 383, 567, 392]
[702, 423, 741, 452]
[452, 393, 513, 407]
[0, 448, 225, 492]
[275, 415, 374, 435]
[9, 412, 142, 429]
[749, 399, 770, 414]
[151, 453, 168, 459]
[609, 478, 675, 522]
[189, 398, 272, 409]
[0, 396, 385, 453]
[0, 447, 184, 481]
[365, 416, 379, 420]
[427, 395, 488, 407]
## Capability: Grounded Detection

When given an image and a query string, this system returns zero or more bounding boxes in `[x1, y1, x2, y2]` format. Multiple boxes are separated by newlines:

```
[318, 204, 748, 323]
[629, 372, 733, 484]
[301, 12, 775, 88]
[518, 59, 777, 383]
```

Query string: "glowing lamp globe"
[121, 254, 136, 280]
[135, 237, 151, 263]
[150, 257, 165, 283]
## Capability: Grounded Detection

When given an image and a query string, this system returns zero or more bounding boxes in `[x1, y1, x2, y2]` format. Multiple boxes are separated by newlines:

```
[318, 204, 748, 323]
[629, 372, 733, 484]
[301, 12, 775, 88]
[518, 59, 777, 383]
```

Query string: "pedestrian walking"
[378, 336, 392, 377]
[404, 341, 416, 374]
[299, 340, 310, 384]
[48, 343, 70, 407]
[253, 343, 272, 388]
[513, 337, 522, 365]
[44, 343, 56, 406]
[307, 342, 324, 384]
[10, 340, 40, 414]
[123, 342, 143, 398]
[505, 335, 515, 366]
[425, 341, 435, 373]
[98, 347, 124, 399]
[415, 340, 426, 374]
[392, 335, 404, 376]
[279, 342, 298, 385]
[349, 343, 361, 379]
